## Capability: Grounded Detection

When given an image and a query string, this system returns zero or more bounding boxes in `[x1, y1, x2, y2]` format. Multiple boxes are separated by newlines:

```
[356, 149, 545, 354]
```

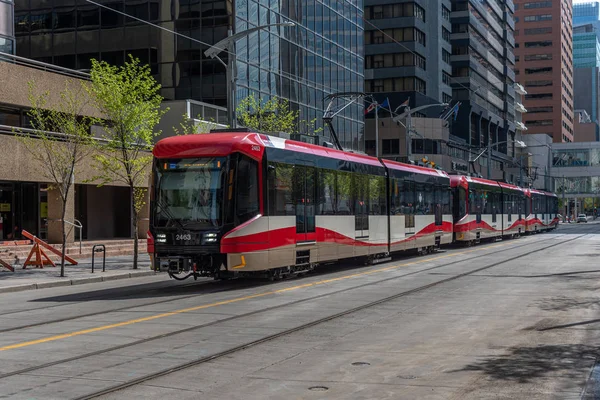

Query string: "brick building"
[514, 0, 574, 143]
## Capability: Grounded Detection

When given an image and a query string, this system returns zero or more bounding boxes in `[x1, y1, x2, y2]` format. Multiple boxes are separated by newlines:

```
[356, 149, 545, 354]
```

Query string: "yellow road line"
[0, 239, 519, 352]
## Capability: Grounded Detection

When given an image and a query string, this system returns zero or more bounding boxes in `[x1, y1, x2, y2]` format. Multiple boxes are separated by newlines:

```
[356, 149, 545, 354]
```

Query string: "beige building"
[0, 54, 149, 244]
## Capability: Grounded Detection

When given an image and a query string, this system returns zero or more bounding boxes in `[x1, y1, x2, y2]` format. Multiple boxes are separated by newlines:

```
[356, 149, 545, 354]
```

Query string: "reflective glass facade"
[0, 0, 14, 54]
[554, 176, 600, 194]
[15, 0, 364, 151]
[574, 1, 600, 25]
[235, 0, 364, 149]
[553, 148, 600, 167]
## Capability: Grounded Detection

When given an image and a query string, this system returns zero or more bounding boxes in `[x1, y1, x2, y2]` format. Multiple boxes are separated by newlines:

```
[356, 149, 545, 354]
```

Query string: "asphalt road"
[0, 222, 599, 399]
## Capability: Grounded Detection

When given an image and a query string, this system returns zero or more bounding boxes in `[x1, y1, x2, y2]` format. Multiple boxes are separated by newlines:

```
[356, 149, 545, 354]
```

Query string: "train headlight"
[156, 233, 167, 243]
[204, 232, 218, 242]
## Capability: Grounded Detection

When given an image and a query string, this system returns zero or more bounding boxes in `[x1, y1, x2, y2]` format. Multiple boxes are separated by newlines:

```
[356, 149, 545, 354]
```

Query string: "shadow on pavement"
[449, 344, 596, 384]
[535, 296, 600, 312]
[28, 256, 387, 303]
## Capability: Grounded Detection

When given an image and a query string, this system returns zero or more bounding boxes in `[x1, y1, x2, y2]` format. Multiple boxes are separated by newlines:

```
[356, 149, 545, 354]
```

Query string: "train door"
[294, 166, 316, 244]
[354, 174, 369, 239]
[404, 180, 415, 236]
[434, 185, 443, 227]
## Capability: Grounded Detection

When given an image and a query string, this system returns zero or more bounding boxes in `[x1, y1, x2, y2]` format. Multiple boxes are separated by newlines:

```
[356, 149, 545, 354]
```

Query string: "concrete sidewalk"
[0, 254, 155, 293]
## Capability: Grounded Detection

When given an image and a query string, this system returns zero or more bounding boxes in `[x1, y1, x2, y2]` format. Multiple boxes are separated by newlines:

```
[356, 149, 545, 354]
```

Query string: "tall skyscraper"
[514, 0, 574, 143]
[15, 0, 365, 151]
[363, 0, 453, 109]
[574, 1, 600, 27]
[0, 0, 14, 54]
[449, 0, 517, 164]
[572, 23, 600, 140]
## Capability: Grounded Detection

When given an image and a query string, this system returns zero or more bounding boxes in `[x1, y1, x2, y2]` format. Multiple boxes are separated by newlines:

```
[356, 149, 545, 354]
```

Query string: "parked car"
[577, 214, 588, 223]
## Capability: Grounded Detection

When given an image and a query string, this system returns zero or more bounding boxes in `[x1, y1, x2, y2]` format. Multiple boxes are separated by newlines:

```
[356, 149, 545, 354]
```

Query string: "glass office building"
[0, 0, 14, 54]
[15, 0, 365, 151]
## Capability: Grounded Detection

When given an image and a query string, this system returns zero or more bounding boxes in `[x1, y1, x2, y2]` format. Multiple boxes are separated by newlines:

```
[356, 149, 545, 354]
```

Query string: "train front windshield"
[154, 157, 227, 228]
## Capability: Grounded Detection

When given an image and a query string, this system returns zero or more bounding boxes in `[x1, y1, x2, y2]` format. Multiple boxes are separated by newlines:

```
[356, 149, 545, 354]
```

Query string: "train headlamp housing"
[156, 233, 167, 243]
[204, 232, 218, 243]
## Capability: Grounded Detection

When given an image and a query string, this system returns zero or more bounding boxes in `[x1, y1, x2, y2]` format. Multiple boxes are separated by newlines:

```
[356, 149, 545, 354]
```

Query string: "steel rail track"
[0, 233, 548, 334]
[71, 232, 585, 400]
[0, 231, 579, 397]
[0, 234, 562, 382]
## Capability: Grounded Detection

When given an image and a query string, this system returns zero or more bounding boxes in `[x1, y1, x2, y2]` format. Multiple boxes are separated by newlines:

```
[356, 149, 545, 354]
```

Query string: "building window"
[525, 67, 552, 74]
[525, 80, 553, 87]
[442, 49, 451, 65]
[524, 2, 552, 9]
[365, 28, 425, 45]
[442, 27, 451, 43]
[442, 6, 450, 21]
[442, 72, 451, 85]
[365, 140, 376, 153]
[524, 53, 552, 61]
[367, 77, 426, 94]
[525, 41, 553, 47]
[528, 106, 553, 113]
[366, 3, 426, 21]
[365, 52, 426, 69]
[382, 139, 400, 155]
[524, 14, 552, 22]
[525, 27, 552, 35]
[527, 119, 553, 126]
[525, 93, 553, 99]
[452, 23, 469, 33]
[443, 93, 452, 104]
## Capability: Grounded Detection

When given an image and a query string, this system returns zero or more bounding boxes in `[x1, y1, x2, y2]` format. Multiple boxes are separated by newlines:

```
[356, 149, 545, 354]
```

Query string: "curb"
[0, 270, 158, 294]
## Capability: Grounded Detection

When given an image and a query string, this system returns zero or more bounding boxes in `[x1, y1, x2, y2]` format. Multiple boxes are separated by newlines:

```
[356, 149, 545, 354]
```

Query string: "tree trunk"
[131, 184, 138, 270]
[60, 199, 67, 277]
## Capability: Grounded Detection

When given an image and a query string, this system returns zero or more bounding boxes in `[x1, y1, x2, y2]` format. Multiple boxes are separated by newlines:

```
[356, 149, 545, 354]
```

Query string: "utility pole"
[562, 175, 565, 222]
[406, 105, 412, 162]
[487, 132, 491, 179]
[375, 100, 379, 158]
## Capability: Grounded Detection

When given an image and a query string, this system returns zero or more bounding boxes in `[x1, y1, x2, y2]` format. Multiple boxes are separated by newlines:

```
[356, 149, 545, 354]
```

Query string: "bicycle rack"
[91, 245, 106, 273]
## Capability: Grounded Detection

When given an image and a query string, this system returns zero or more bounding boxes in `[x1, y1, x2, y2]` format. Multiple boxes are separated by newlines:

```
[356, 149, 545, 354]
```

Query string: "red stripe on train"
[221, 222, 453, 253]
[454, 219, 526, 233]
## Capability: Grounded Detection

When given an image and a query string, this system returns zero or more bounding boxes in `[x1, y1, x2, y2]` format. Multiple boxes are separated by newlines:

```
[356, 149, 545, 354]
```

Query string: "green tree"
[87, 55, 168, 270]
[236, 95, 321, 134]
[18, 82, 97, 277]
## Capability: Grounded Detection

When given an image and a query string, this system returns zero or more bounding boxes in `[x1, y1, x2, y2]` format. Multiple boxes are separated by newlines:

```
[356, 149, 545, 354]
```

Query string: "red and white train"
[147, 130, 558, 280]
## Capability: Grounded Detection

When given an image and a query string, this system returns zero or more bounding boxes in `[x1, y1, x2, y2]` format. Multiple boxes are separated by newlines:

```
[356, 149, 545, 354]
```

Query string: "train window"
[317, 169, 336, 215]
[491, 192, 497, 223]
[267, 162, 295, 216]
[390, 178, 401, 215]
[459, 187, 466, 217]
[353, 174, 369, 231]
[235, 155, 259, 224]
[369, 175, 386, 215]
[424, 184, 434, 215]
[337, 171, 353, 215]
[415, 183, 425, 215]
[441, 186, 451, 215]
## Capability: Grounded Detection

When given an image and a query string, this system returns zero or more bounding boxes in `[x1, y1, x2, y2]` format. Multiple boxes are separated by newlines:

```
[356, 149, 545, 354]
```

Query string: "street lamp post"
[392, 103, 448, 163]
[205, 22, 295, 129]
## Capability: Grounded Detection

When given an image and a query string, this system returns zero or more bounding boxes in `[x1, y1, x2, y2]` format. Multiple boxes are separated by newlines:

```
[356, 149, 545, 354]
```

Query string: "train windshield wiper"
[155, 198, 185, 230]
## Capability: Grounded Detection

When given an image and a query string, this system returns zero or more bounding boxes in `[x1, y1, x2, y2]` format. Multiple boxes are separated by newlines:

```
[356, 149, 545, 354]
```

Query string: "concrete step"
[0, 240, 146, 264]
